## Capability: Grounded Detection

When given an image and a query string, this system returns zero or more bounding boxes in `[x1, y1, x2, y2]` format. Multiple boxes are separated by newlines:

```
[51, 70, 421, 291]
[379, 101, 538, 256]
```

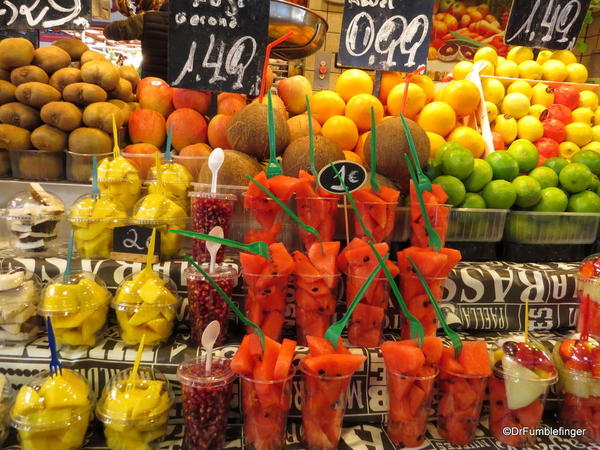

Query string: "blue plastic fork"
[47, 317, 62, 377]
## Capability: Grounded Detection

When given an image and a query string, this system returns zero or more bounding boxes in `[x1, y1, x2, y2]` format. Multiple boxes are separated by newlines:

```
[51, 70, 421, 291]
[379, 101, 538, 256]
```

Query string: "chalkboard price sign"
[0, 0, 91, 30]
[319, 160, 367, 194]
[505, 0, 591, 50]
[111, 225, 161, 263]
[338, 0, 434, 72]
[168, 0, 270, 95]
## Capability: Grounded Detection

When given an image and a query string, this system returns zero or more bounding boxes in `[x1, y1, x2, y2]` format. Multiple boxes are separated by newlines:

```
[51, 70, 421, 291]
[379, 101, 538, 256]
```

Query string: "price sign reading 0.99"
[505, 0, 591, 50]
[168, 0, 269, 95]
[338, 0, 435, 72]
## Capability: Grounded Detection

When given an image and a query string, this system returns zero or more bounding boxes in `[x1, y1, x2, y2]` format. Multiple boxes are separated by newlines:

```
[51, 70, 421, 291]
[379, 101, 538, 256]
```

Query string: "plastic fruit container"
[173, 154, 208, 180]
[39, 271, 111, 347]
[66, 151, 111, 183]
[0, 150, 10, 178]
[185, 263, 238, 347]
[446, 208, 508, 242]
[11, 368, 94, 450]
[9, 149, 65, 181]
[112, 270, 180, 346]
[578, 254, 600, 339]
[399, 272, 446, 338]
[504, 211, 600, 244]
[0, 374, 13, 447]
[0, 269, 41, 343]
[243, 271, 289, 342]
[190, 192, 236, 263]
[97, 156, 143, 211]
[96, 366, 174, 450]
[178, 356, 236, 450]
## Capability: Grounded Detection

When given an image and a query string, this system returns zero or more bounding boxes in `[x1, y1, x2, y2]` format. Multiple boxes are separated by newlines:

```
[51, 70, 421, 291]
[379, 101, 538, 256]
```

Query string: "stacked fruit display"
[0, 37, 139, 181]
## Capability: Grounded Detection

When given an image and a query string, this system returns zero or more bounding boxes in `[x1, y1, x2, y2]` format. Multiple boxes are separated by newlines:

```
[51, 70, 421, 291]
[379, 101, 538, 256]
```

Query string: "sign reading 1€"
[338, 0, 435, 72]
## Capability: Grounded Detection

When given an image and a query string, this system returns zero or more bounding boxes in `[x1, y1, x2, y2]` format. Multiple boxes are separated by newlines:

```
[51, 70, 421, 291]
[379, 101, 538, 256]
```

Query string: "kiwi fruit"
[15, 82, 61, 108]
[0, 124, 31, 150]
[0, 103, 40, 130]
[40, 101, 82, 131]
[109, 78, 133, 101]
[119, 66, 140, 91]
[0, 38, 34, 70]
[80, 50, 107, 65]
[364, 116, 430, 191]
[10, 65, 49, 86]
[68, 127, 112, 154]
[18, 151, 64, 179]
[82, 102, 124, 133]
[62, 82, 108, 105]
[0, 69, 9, 81]
[226, 103, 290, 160]
[281, 135, 344, 177]
[31, 124, 68, 151]
[80, 61, 119, 91]
[0, 81, 16, 105]
[109, 99, 131, 123]
[49, 68, 82, 92]
[52, 38, 89, 61]
[32, 46, 71, 74]
[198, 149, 263, 185]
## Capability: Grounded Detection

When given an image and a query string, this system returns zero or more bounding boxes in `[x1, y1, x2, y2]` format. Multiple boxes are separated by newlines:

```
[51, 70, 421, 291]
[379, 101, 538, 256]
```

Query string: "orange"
[321, 115, 359, 150]
[417, 101, 456, 137]
[411, 74, 435, 102]
[441, 80, 480, 117]
[336, 69, 373, 103]
[345, 94, 384, 132]
[343, 150, 363, 165]
[378, 71, 403, 104]
[387, 83, 426, 119]
[309, 90, 346, 125]
[447, 126, 485, 158]
[355, 131, 370, 161]
[426, 132, 446, 157]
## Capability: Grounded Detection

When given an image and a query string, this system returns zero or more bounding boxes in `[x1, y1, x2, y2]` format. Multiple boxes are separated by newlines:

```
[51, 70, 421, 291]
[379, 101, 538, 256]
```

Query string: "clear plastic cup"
[66, 151, 111, 183]
[294, 273, 340, 346]
[437, 369, 488, 445]
[146, 161, 194, 213]
[558, 368, 600, 443]
[185, 264, 238, 347]
[241, 366, 296, 450]
[410, 203, 451, 249]
[112, 271, 180, 346]
[301, 361, 352, 450]
[295, 196, 338, 251]
[178, 356, 237, 450]
[399, 273, 446, 338]
[386, 366, 438, 447]
[39, 271, 111, 347]
[172, 153, 209, 180]
[345, 271, 389, 347]
[0, 374, 14, 447]
[577, 270, 600, 339]
[0, 269, 41, 343]
[353, 200, 398, 243]
[11, 369, 94, 450]
[96, 366, 174, 450]
[190, 192, 237, 262]
[243, 271, 289, 342]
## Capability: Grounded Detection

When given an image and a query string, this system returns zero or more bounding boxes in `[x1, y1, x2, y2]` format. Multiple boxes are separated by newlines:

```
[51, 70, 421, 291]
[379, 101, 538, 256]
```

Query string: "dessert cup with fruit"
[0, 374, 13, 447]
[98, 156, 142, 211]
[0, 269, 41, 343]
[577, 254, 600, 339]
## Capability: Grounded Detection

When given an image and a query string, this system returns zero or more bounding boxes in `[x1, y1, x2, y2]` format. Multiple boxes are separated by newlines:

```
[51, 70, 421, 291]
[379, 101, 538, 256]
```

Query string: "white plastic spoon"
[202, 320, 221, 375]
[207, 226, 223, 273]
[209, 148, 224, 194]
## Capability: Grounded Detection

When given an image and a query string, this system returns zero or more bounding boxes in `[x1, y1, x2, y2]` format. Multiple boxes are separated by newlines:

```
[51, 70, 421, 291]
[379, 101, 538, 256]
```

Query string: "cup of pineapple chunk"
[11, 369, 93, 450]
[39, 271, 111, 347]
[112, 270, 180, 346]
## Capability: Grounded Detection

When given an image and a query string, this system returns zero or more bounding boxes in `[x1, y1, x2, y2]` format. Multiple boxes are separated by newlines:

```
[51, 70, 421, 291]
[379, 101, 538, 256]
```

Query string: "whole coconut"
[364, 116, 430, 192]
[226, 103, 290, 160]
[281, 135, 344, 177]
[197, 149, 263, 186]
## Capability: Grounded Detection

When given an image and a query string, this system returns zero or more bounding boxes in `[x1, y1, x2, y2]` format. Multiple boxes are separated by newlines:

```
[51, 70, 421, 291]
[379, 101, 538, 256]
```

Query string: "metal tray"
[269, 0, 328, 60]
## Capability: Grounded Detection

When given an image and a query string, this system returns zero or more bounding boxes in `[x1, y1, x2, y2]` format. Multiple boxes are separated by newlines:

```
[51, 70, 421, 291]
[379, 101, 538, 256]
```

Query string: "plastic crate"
[504, 211, 600, 244]
[446, 208, 508, 242]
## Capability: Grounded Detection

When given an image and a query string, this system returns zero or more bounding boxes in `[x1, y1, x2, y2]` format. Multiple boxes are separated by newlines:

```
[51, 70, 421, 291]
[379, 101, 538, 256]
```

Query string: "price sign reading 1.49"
[338, 0, 435, 72]
[168, 0, 269, 95]
[505, 0, 591, 50]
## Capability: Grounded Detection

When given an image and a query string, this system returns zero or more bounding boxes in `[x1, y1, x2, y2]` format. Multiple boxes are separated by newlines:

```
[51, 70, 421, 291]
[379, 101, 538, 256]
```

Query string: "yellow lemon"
[536, 50, 553, 65]
[501, 92, 530, 119]
[426, 132, 446, 157]
[592, 125, 600, 142]
[579, 91, 599, 110]
[542, 60, 567, 82]
[517, 115, 543, 141]
[486, 101, 498, 122]
[566, 63, 588, 83]
[518, 60, 542, 80]
[494, 114, 518, 144]
[452, 61, 474, 80]
[595, 108, 600, 126]
[507, 80, 533, 99]
[495, 60, 519, 85]
[474, 46, 498, 66]
[565, 122, 593, 147]
[551, 50, 577, 65]
[559, 141, 580, 159]
[482, 77, 505, 105]
[529, 104, 546, 119]
[531, 83, 555, 107]
[417, 101, 456, 137]
[507, 46, 534, 64]
[572, 107, 594, 125]
[583, 141, 600, 153]
[447, 126, 486, 158]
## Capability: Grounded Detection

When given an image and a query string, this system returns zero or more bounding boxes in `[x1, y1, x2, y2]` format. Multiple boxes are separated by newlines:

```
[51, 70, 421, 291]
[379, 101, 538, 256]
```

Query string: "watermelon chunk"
[303, 354, 366, 377]
[381, 341, 425, 374]
[306, 335, 336, 356]
[231, 334, 255, 376]
[307, 241, 340, 278]
[273, 338, 297, 380]
[353, 185, 400, 242]
[293, 251, 321, 277]
[244, 222, 282, 244]
[269, 243, 294, 275]
[458, 341, 491, 377]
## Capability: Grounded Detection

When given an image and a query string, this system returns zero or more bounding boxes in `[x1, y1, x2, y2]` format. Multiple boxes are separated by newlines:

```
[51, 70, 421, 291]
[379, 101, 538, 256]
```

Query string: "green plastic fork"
[407, 255, 462, 358]
[404, 153, 442, 252]
[185, 254, 265, 352]
[324, 256, 387, 347]
[169, 229, 269, 259]
[265, 91, 283, 178]
[400, 113, 432, 193]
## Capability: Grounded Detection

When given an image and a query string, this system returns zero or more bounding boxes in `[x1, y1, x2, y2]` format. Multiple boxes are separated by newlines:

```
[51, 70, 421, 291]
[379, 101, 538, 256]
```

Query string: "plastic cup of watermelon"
[190, 192, 237, 263]
[398, 273, 446, 338]
[576, 272, 600, 340]
[385, 365, 438, 447]
[295, 196, 339, 251]
[243, 271, 290, 342]
[178, 356, 237, 450]
[410, 203, 451, 248]
[300, 361, 352, 450]
[437, 369, 487, 445]
[185, 263, 238, 347]
[240, 366, 296, 450]
[557, 367, 600, 443]
[352, 200, 398, 243]
[294, 272, 340, 346]
[344, 271, 389, 347]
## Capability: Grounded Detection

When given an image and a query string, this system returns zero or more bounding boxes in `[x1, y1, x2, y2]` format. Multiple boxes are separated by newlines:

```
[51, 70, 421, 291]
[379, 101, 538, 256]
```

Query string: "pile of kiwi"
[0, 37, 139, 180]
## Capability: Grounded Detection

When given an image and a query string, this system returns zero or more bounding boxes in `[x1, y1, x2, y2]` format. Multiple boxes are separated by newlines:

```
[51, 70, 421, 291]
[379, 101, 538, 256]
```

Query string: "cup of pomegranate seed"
[178, 356, 236, 450]
[190, 192, 236, 263]
[185, 263, 238, 347]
